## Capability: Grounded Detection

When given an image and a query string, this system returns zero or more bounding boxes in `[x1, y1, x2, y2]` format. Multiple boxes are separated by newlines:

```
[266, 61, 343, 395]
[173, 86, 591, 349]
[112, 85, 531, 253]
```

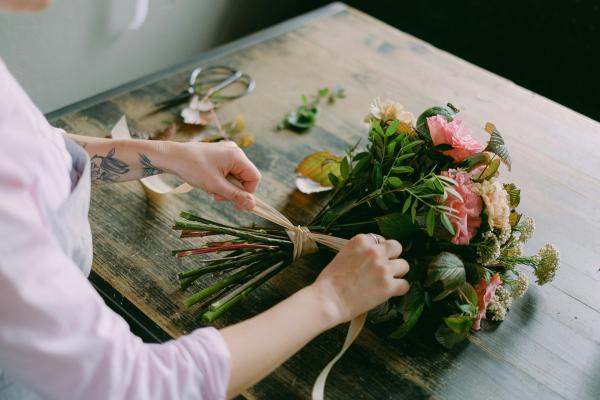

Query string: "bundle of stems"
[173, 212, 296, 323]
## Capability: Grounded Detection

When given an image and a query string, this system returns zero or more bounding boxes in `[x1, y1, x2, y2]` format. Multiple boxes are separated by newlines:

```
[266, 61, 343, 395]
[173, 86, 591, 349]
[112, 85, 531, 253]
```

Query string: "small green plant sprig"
[278, 86, 346, 132]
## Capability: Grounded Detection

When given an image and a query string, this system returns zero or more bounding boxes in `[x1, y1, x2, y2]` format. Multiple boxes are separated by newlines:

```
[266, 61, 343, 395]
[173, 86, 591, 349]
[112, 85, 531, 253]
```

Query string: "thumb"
[212, 176, 255, 210]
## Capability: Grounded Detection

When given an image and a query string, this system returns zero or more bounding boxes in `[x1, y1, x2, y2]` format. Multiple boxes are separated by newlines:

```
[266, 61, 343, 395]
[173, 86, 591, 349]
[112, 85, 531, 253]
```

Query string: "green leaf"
[318, 87, 329, 97]
[416, 106, 456, 141]
[394, 152, 416, 163]
[389, 283, 425, 339]
[385, 119, 400, 136]
[328, 172, 339, 187]
[435, 325, 468, 349]
[509, 211, 522, 227]
[340, 157, 350, 179]
[474, 157, 501, 182]
[400, 139, 425, 153]
[484, 122, 512, 171]
[401, 196, 412, 213]
[375, 213, 418, 241]
[352, 154, 371, 175]
[425, 208, 436, 236]
[504, 183, 520, 209]
[444, 314, 473, 335]
[372, 163, 383, 188]
[458, 282, 478, 306]
[432, 178, 444, 193]
[391, 166, 414, 174]
[461, 152, 491, 170]
[373, 121, 385, 137]
[387, 176, 403, 188]
[425, 252, 466, 290]
[386, 141, 397, 156]
[410, 200, 418, 223]
[458, 303, 478, 317]
[440, 212, 455, 235]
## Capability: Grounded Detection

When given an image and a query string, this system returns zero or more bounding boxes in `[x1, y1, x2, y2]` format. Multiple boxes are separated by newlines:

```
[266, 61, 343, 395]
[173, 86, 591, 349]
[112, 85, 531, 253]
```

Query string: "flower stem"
[183, 262, 264, 307]
[202, 260, 288, 323]
[174, 217, 292, 248]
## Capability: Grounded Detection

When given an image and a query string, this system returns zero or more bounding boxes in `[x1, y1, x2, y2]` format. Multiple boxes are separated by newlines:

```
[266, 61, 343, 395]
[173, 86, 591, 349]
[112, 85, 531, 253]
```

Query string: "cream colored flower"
[472, 179, 511, 231]
[367, 97, 414, 125]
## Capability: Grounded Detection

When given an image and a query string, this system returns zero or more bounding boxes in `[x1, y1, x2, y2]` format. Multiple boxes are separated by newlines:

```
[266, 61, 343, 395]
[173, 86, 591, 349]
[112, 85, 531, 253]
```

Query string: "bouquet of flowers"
[172, 98, 559, 347]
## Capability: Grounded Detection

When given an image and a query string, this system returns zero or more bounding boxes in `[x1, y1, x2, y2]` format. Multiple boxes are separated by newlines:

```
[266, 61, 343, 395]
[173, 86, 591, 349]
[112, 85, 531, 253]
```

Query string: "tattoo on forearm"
[90, 148, 130, 183]
[139, 153, 163, 177]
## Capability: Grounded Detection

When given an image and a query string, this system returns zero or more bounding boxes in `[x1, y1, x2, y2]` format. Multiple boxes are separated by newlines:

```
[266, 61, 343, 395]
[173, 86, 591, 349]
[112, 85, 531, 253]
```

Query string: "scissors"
[154, 65, 255, 110]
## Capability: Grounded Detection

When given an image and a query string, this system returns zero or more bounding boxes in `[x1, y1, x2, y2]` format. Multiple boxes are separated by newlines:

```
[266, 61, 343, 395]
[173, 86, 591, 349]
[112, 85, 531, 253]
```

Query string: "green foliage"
[504, 183, 521, 209]
[473, 157, 501, 182]
[375, 213, 418, 242]
[278, 86, 345, 132]
[389, 282, 425, 339]
[484, 122, 512, 170]
[425, 252, 466, 300]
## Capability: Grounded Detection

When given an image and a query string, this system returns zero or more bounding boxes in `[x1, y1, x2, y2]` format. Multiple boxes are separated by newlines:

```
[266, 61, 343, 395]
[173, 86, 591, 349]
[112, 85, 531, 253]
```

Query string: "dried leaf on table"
[295, 151, 342, 187]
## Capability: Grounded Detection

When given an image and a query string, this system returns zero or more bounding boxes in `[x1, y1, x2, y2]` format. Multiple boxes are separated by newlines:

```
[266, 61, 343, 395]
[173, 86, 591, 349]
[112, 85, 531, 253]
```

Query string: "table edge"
[45, 2, 348, 120]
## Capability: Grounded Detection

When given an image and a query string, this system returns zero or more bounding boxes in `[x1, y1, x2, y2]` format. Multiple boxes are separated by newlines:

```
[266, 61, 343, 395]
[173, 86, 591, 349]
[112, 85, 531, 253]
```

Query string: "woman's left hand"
[166, 141, 261, 210]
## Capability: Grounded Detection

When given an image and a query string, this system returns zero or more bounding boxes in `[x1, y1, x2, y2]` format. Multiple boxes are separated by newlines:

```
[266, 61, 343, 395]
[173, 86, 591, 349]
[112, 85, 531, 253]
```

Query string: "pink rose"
[427, 115, 483, 162]
[441, 170, 482, 245]
[472, 273, 503, 330]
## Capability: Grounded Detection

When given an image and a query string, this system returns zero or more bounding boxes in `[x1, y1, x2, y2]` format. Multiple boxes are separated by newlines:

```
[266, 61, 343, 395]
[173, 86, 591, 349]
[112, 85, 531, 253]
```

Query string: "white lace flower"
[534, 244, 560, 285]
[512, 270, 529, 298]
[488, 298, 507, 321]
[517, 215, 536, 242]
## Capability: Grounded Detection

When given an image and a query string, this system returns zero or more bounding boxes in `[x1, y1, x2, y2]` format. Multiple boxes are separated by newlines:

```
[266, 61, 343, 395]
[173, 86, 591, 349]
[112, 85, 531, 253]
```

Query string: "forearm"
[68, 134, 174, 184]
[220, 284, 339, 398]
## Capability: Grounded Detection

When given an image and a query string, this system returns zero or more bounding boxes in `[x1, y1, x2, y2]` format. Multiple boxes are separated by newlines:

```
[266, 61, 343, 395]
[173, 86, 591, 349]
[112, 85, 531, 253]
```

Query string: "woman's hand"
[166, 141, 261, 210]
[311, 233, 410, 326]
[221, 233, 409, 396]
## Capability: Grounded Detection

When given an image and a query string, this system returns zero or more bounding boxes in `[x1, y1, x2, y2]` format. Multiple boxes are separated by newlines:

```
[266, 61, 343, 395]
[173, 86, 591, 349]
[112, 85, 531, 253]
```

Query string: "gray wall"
[0, 0, 299, 113]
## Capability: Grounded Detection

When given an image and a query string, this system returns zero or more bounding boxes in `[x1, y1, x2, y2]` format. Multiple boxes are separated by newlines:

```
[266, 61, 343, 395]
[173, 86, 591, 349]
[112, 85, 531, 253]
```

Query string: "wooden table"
[48, 3, 600, 399]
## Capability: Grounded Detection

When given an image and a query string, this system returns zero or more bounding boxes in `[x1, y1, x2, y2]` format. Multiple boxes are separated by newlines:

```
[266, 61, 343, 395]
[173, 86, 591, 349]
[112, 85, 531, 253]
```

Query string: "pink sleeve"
[0, 150, 230, 399]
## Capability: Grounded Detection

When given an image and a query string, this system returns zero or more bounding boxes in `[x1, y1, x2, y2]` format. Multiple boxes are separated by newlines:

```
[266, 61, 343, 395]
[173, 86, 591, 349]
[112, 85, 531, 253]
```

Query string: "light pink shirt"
[0, 58, 230, 399]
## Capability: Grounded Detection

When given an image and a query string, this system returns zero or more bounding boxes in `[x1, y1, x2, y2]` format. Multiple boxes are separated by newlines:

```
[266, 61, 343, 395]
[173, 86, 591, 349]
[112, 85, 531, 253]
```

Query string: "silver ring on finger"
[369, 233, 381, 245]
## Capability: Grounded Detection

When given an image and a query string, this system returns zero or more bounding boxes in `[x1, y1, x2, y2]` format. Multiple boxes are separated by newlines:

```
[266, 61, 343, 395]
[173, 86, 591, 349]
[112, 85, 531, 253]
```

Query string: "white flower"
[367, 97, 414, 125]
[495, 286, 512, 309]
[501, 237, 524, 258]
[512, 270, 529, 298]
[534, 244, 560, 285]
[517, 215, 536, 242]
[488, 298, 507, 321]
[472, 179, 511, 231]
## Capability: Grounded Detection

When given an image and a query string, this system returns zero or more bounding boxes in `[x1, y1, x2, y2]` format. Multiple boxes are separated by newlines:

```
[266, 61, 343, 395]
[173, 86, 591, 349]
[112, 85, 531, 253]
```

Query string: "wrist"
[149, 140, 184, 175]
[300, 283, 344, 331]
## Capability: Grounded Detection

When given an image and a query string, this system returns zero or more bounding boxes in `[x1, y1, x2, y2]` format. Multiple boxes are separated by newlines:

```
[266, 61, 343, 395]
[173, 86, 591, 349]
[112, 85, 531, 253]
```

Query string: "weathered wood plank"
[49, 4, 600, 399]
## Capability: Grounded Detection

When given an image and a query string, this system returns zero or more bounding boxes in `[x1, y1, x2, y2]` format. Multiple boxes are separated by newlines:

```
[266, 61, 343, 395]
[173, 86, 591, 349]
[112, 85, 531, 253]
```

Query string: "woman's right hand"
[310, 233, 410, 326]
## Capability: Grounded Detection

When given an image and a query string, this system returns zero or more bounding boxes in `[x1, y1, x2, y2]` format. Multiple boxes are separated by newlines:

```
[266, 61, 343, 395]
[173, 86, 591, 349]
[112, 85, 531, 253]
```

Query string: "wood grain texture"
[49, 4, 600, 399]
